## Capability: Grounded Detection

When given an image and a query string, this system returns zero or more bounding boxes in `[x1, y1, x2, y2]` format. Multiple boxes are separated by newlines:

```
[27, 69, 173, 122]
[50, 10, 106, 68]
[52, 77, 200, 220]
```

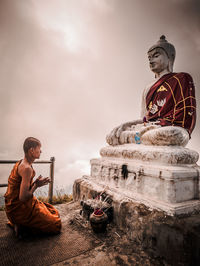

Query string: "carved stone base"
[73, 176, 200, 216]
[73, 144, 200, 216]
[90, 158, 200, 204]
[100, 144, 199, 165]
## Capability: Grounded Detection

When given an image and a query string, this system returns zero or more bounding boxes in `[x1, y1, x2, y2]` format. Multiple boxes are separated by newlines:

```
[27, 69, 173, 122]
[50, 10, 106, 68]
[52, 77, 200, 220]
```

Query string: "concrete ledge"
[73, 177, 200, 216]
[90, 158, 200, 204]
[100, 144, 199, 165]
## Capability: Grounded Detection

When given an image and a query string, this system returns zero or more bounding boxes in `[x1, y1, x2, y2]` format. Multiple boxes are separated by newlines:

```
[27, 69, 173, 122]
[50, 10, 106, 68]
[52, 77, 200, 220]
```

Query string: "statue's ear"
[168, 60, 173, 72]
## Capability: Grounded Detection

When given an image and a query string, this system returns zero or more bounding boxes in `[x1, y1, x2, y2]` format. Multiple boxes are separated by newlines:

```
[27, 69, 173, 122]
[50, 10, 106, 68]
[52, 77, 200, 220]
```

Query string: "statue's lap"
[119, 125, 189, 147]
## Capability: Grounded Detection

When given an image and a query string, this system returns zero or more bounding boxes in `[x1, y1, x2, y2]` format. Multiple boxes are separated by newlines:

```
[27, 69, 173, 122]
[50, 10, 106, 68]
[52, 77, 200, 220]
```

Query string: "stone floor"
[0, 201, 165, 266]
[54, 202, 165, 266]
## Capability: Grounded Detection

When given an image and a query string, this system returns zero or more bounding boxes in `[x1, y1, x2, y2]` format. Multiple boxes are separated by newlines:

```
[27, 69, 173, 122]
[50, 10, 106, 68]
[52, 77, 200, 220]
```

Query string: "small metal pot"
[90, 210, 108, 233]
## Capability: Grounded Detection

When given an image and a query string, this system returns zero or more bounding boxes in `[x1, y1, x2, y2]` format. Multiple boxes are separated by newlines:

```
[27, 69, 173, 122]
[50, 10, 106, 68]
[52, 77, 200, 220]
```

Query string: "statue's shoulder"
[166, 72, 195, 91]
[174, 72, 193, 81]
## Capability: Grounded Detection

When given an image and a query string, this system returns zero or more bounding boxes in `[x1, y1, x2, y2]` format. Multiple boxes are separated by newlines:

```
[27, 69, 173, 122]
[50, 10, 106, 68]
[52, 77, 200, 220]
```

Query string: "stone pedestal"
[73, 144, 200, 216]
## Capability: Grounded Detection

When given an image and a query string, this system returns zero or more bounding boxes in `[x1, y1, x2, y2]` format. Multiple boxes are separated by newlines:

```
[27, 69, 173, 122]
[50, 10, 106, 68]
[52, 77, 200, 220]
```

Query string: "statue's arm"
[106, 119, 143, 145]
[140, 87, 147, 119]
[106, 87, 147, 145]
[117, 119, 144, 133]
[106, 86, 149, 145]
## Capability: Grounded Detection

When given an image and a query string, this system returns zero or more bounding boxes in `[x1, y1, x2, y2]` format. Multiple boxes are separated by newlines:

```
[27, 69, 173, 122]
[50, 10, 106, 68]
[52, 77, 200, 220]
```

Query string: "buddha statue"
[106, 36, 196, 147]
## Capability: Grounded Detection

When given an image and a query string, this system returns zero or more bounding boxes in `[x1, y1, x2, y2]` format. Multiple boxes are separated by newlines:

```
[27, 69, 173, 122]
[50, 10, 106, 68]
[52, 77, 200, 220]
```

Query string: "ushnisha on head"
[148, 35, 176, 74]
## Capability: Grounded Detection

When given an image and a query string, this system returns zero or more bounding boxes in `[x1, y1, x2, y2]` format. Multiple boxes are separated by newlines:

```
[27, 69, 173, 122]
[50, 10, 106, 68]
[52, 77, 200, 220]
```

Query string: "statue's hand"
[106, 125, 121, 145]
[106, 119, 143, 146]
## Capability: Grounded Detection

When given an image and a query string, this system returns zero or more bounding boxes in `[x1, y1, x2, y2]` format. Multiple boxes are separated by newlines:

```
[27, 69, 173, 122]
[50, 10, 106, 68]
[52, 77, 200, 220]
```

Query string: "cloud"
[0, 0, 199, 193]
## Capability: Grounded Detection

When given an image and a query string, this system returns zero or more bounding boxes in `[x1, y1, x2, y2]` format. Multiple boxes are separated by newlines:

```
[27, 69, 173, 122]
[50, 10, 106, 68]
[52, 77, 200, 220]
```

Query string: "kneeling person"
[4, 137, 61, 236]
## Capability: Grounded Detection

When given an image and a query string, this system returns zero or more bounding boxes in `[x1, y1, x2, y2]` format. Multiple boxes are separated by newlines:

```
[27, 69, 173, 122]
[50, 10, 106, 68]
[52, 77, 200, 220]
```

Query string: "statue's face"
[148, 48, 169, 74]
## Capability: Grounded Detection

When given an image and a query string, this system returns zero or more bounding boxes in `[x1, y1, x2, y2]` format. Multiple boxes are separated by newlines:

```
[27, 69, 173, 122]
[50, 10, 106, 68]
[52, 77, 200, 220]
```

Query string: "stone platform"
[73, 144, 200, 216]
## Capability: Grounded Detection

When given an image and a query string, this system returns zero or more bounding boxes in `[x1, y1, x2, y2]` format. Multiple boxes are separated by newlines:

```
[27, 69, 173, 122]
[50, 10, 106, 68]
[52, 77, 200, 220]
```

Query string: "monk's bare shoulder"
[18, 161, 33, 179]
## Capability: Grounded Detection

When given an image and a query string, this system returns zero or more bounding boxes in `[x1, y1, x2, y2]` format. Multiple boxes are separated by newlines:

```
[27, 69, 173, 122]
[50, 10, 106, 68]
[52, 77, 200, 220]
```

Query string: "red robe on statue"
[146, 72, 196, 136]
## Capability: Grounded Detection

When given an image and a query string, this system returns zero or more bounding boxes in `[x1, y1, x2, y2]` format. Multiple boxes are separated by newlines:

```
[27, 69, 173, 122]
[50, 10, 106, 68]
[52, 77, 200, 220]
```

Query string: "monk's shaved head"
[23, 137, 41, 154]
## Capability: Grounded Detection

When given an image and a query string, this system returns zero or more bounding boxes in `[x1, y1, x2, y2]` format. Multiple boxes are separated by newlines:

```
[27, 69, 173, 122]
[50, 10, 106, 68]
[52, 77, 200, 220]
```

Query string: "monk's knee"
[50, 219, 62, 234]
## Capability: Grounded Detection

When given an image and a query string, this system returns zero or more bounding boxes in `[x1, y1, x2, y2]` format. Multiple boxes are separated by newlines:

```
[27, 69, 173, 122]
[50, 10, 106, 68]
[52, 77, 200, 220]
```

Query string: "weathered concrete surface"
[85, 142, 200, 215]
[73, 185, 200, 266]
[116, 201, 200, 265]
[74, 174, 200, 216]
[100, 144, 199, 165]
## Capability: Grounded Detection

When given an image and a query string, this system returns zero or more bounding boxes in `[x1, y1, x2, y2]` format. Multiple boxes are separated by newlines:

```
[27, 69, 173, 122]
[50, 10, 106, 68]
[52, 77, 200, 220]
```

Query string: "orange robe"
[4, 160, 61, 234]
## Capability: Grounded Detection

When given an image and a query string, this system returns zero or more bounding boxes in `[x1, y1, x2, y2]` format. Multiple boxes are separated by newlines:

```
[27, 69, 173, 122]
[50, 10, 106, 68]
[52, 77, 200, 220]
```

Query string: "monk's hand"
[35, 175, 51, 188]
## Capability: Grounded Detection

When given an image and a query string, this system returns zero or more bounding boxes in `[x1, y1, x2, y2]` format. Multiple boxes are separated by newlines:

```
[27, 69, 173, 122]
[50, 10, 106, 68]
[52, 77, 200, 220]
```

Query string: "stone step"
[100, 144, 199, 165]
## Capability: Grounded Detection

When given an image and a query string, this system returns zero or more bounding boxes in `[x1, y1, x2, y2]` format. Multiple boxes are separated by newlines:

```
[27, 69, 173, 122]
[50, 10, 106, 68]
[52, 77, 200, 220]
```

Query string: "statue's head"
[148, 35, 176, 74]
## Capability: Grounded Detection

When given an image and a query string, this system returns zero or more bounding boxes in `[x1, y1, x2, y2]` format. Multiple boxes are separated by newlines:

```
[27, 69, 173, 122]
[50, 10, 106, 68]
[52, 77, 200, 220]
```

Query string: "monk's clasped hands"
[35, 175, 51, 187]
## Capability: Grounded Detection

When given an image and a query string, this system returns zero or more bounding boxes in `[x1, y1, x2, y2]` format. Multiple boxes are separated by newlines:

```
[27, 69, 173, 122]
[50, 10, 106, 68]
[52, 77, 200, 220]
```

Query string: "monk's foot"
[7, 222, 23, 239]
[6, 220, 14, 228]
[14, 224, 23, 239]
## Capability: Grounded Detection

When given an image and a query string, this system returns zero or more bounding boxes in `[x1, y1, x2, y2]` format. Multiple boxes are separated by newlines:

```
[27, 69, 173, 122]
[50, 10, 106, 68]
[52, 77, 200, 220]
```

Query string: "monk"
[4, 137, 61, 237]
[106, 36, 196, 146]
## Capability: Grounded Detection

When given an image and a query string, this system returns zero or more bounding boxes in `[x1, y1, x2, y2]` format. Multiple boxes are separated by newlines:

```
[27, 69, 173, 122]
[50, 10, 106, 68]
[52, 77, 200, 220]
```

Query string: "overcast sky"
[0, 0, 199, 194]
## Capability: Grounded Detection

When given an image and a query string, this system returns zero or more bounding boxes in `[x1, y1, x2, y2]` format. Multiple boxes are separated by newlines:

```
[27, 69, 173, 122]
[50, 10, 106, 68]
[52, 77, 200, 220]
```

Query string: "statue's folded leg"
[119, 123, 159, 145]
[119, 130, 136, 144]
[141, 126, 189, 146]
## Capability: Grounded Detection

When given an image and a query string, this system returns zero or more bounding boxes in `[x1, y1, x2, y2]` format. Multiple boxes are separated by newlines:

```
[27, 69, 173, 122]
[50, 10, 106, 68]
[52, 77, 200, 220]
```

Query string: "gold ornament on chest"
[157, 85, 168, 92]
